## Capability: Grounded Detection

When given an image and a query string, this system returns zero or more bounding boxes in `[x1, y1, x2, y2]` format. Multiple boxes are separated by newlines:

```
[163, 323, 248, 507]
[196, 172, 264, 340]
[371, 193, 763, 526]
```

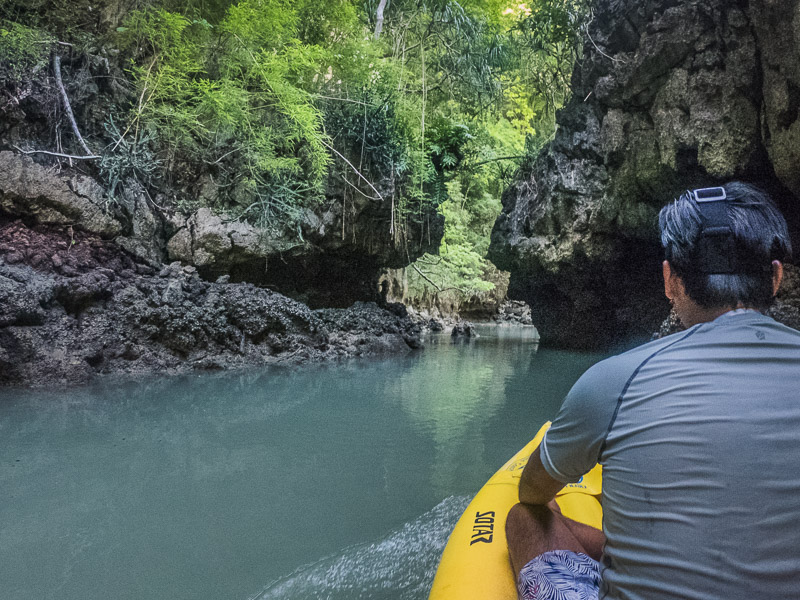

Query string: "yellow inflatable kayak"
[429, 422, 603, 600]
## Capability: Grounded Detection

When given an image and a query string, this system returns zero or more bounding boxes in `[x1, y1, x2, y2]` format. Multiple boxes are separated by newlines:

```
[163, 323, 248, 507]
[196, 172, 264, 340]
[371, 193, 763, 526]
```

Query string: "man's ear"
[772, 260, 784, 297]
[663, 261, 677, 301]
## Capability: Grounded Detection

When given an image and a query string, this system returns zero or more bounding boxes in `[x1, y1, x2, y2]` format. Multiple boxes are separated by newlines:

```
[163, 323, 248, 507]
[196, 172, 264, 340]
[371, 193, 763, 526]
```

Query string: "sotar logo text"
[470, 511, 495, 545]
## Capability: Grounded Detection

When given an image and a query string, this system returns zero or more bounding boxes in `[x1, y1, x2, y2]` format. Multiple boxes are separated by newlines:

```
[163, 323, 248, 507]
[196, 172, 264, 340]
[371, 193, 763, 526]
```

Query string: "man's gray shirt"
[540, 311, 800, 600]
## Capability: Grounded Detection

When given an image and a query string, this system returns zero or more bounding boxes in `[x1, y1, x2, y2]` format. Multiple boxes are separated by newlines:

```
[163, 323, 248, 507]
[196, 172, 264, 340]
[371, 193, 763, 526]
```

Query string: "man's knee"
[507, 502, 551, 534]
[507, 503, 539, 541]
[506, 504, 553, 546]
[507, 502, 524, 526]
[507, 503, 557, 577]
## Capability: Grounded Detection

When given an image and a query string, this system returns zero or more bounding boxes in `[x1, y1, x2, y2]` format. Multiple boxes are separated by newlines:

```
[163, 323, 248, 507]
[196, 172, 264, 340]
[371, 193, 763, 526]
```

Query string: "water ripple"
[249, 495, 471, 600]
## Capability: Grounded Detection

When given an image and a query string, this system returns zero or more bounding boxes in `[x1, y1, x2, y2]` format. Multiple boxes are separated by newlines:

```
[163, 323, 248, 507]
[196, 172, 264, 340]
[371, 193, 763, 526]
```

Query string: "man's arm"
[518, 446, 566, 505]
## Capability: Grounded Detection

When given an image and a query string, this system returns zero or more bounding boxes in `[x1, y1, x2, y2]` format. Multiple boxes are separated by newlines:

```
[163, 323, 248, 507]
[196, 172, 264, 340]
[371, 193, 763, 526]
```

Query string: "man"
[506, 182, 799, 599]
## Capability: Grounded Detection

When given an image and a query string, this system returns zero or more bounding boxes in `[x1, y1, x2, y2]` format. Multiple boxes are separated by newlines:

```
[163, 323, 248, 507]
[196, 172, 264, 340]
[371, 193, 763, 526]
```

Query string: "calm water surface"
[1, 326, 612, 600]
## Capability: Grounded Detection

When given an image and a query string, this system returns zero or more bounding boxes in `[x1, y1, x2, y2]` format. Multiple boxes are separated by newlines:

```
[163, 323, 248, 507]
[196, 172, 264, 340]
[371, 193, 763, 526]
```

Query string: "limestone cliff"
[489, 0, 800, 348]
[0, 64, 441, 310]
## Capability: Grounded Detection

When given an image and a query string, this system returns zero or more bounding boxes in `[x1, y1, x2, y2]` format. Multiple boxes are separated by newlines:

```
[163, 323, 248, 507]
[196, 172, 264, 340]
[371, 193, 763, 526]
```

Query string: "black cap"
[691, 187, 737, 274]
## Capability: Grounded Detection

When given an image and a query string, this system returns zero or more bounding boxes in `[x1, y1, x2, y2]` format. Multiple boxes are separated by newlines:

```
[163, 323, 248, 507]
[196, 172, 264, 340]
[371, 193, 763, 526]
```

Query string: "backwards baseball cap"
[690, 187, 736, 274]
[665, 186, 772, 275]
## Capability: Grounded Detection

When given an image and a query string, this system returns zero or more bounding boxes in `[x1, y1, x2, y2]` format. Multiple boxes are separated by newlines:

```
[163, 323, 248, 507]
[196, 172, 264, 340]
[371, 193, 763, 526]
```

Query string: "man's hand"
[518, 446, 566, 505]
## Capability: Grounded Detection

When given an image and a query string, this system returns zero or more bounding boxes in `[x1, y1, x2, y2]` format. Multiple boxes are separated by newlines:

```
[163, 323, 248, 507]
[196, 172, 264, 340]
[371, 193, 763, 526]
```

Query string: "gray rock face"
[450, 320, 477, 339]
[489, 0, 800, 348]
[493, 300, 534, 326]
[754, 0, 800, 198]
[0, 149, 440, 307]
[0, 151, 121, 237]
[0, 152, 168, 265]
[113, 181, 167, 266]
[166, 207, 278, 271]
[0, 221, 422, 386]
[162, 186, 442, 307]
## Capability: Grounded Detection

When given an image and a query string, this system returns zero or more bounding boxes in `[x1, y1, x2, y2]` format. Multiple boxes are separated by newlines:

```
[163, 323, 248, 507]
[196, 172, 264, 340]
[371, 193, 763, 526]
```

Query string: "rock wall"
[0, 220, 422, 386]
[0, 150, 441, 310]
[0, 37, 442, 309]
[164, 175, 442, 308]
[489, 0, 800, 348]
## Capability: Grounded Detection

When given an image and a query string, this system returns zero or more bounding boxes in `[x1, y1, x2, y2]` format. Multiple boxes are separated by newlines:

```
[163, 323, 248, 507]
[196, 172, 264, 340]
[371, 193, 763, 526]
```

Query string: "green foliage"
[109, 0, 584, 288]
[513, 0, 590, 115]
[110, 2, 333, 226]
[0, 21, 52, 85]
[521, 0, 588, 49]
[5, 0, 586, 298]
[98, 117, 161, 198]
[406, 179, 500, 298]
[0, 0, 113, 38]
[405, 129, 508, 302]
[380, 0, 586, 302]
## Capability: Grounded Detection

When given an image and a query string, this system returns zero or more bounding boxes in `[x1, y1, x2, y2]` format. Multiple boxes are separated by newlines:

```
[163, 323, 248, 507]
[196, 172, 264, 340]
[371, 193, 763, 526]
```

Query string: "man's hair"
[659, 181, 792, 310]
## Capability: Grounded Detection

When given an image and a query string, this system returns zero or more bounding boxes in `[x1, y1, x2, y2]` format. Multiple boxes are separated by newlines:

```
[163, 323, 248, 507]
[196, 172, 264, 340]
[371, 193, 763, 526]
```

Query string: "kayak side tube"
[429, 422, 603, 600]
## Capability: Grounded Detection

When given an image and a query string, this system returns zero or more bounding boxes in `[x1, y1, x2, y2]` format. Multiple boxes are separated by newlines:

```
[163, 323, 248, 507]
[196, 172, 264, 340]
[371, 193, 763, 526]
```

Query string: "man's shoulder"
[584, 328, 699, 382]
[566, 328, 703, 405]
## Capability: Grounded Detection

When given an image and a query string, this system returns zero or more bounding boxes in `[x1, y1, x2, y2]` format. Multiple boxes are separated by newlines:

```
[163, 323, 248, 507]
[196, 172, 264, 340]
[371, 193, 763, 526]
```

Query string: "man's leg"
[506, 500, 605, 577]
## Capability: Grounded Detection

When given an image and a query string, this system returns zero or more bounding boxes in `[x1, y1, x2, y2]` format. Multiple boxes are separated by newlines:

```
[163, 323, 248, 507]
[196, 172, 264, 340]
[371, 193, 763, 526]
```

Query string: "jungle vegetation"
[0, 0, 587, 303]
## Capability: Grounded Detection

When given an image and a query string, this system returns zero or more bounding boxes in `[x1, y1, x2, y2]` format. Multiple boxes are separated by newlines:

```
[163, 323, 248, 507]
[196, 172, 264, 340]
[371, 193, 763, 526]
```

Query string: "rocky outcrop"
[490, 0, 800, 348]
[0, 151, 121, 237]
[378, 262, 510, 322]
[0, 42, 441, 309]
[0, 46, 440, 385]
[0, 221, 422, 386]
[0, 152, 168, 265]
[0, 149, 441, 310]
[754, 0, 800, 199]
[450, 321, 477, 339]
[164, 180, 442, 307]
[166, 207, 282, 276]
[316, 302, 423, 354]
[493, 300, 534, 326]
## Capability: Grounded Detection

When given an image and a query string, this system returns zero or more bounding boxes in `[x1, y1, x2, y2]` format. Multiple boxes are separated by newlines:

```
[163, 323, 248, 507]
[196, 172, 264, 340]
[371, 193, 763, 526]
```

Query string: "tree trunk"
[374, 0, 388, 40]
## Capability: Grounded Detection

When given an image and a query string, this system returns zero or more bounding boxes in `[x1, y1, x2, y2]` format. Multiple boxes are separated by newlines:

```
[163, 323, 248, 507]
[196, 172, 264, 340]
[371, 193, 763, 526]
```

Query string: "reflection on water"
[393, 328, 539, 498]
[0, 327, 608, 600]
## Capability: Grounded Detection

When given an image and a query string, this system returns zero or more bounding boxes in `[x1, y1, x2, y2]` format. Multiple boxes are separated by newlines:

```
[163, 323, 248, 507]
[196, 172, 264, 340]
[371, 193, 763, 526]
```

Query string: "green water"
[0, 326, 610, 600]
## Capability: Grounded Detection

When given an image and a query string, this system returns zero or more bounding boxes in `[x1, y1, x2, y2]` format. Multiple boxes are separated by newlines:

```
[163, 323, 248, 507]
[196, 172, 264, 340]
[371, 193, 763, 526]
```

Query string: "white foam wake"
[249, 495, 470, 600]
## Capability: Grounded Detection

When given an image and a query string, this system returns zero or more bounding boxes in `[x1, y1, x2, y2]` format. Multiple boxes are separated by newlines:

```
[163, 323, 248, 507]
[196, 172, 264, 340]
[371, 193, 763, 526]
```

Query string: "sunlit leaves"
[106, 0, 584, 263]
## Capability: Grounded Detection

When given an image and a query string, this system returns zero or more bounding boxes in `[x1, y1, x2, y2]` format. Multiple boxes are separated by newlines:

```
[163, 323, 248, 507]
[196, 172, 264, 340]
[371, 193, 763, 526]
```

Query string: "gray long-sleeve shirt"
[541, 310, 800, 600]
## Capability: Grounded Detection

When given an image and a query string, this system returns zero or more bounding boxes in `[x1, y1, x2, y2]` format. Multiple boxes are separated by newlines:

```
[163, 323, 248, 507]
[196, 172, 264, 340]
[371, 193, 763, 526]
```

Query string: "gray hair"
[659, 182, 792, 310]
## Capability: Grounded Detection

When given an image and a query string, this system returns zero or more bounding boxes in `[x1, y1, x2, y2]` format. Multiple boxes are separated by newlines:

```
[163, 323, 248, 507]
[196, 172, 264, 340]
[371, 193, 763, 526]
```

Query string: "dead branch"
[13, 145, 99, 160]
[202, 147, 241, 165]
[411, 261, 442, 291]
[34, 40, 73, 48]
[343, 176, 381, 201]
[52, 53, 94, 157]
[416, 255, 442, 265]
[322, 140, 385, 202]
[584, 10, 627, 64]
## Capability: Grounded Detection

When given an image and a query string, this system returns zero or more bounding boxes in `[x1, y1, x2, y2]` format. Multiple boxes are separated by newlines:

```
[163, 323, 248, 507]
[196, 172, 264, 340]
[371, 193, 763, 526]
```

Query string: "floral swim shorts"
[517, 550, 601, 600]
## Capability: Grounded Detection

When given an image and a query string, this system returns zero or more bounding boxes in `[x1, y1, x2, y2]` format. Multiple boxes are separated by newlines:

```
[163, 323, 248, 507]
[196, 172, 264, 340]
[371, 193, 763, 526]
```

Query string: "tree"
[374, 0, 387, 39]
